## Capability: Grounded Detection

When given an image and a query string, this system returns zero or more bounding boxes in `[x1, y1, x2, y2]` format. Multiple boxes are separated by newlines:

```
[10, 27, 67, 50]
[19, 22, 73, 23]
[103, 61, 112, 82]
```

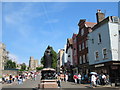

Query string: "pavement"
[61, 81, 87, 88]
[2, 75, 41, 88]
[1, 76, 120, 89]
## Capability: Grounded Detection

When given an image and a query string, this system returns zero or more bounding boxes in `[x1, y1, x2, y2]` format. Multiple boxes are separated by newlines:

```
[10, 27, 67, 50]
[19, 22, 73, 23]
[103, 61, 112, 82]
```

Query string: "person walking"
[101, 73, 106, 85]
[73, 74, 78, 84]
[90, 74, 97, 88]
[78, 73, 82, 84]
[57, 74, 61, 88]
[9, 74, 12, 83]
[65, 74, 68, 82]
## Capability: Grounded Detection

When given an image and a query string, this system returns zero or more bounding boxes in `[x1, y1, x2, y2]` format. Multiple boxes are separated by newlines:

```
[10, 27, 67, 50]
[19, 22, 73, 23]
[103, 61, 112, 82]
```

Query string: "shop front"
[90, 61, 120, 83]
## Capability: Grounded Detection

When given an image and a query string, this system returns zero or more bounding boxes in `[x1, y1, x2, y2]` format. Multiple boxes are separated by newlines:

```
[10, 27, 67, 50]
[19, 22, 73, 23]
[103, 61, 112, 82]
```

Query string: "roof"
[85, 22, 96, 28]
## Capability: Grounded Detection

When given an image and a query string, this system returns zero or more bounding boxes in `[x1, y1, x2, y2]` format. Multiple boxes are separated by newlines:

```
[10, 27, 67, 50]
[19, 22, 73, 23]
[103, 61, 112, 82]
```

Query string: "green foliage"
[51, 47, 57, 69]
[41, 56, 44, 65]
[21, 63, 26, 70]
[5, 60, 16, 69]
[19, 69, 24, 71]
[36, 67, 43, 71]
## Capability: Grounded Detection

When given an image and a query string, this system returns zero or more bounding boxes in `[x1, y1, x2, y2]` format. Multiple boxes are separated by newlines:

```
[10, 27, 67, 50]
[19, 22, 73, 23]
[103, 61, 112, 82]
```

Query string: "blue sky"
[2, 2, 118, 65]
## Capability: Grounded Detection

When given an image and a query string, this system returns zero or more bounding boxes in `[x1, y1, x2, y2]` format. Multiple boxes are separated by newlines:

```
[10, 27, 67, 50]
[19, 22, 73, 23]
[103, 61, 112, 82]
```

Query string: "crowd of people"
[72, 72, 111, 88]
[1, 71, 39, 85]
[90, 73, 111, 88]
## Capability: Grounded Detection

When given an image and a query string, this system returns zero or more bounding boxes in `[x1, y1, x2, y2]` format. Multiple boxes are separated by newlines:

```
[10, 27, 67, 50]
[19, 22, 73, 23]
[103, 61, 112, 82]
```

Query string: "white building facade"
[66, 38, 73, 66]
[88, 16, 120, 82]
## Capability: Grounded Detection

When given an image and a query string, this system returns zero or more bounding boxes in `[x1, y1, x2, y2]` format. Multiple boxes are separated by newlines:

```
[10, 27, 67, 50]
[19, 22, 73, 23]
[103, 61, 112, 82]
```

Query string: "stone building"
[88, 10, 120, 82]
[57, 49, 64, 73]
[29, 56, 39, 70]
[66, 38, 73, 66]
[0, 42, 9, 70]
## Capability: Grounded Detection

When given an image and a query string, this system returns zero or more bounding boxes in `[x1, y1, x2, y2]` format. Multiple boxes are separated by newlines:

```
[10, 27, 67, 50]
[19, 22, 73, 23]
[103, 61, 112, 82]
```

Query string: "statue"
[44, 46, 52, 68]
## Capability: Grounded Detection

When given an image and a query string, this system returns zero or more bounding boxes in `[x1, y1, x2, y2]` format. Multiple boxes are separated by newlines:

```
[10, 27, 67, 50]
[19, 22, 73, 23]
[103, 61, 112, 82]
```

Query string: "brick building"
[72, 33, 78, 74]
[77, 19, 96, 75]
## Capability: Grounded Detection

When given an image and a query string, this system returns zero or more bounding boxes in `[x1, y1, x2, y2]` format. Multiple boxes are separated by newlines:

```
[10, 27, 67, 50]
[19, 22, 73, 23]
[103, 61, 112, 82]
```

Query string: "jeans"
[78, 79, 81, 84]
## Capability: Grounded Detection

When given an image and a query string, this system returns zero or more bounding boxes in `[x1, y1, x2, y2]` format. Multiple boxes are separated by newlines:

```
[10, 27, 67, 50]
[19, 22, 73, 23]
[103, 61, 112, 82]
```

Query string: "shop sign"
[111, 66, 118, 69]
[95, 64, 104, 67]
[112, 63, 120, 65]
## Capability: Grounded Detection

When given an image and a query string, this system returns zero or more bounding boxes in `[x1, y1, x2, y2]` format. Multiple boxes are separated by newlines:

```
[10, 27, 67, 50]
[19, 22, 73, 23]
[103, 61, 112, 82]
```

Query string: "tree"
[5, 60, 16, 69]
[41, 56, 44, 65]
[36, 67, 43, 71]
[40, 46, 57, 69]
[50, 47, 57, 69]
[21, 63, 26, 70]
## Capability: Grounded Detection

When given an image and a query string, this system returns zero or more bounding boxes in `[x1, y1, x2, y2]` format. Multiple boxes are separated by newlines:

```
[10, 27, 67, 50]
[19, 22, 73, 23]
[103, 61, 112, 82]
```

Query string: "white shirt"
[78, 74, 81, 79]
[102, 75, 106, 79]
[91, 75, 96, 82]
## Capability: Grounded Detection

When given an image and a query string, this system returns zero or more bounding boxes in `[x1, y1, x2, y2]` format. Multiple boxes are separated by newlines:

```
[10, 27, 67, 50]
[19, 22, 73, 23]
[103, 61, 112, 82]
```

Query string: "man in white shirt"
[78, 73, 81, 84]
[90, 74, 97, 88]
[102, 74, 106, 85]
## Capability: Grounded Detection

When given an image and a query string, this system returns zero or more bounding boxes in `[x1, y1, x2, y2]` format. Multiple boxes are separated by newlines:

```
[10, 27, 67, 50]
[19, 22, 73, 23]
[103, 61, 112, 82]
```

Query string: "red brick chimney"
[96, 9, 105, 23]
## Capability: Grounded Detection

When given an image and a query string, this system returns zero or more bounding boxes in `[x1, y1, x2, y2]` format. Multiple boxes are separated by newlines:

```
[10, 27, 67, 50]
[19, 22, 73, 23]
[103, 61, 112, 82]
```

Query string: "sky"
[2, 2, 118, 65]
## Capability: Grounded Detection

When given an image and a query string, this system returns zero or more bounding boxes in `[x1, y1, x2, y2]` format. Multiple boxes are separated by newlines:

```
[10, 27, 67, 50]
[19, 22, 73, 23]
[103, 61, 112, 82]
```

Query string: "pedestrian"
[96, 74, 101, 85]
[101, 73, 106, 85]
[90, 74, 97, 88]
[65, 74, 68, 82]
[34, 73, 37, 81]
[9, 74, 12, 83]
[57, 74, 61, 88]
[78, 73, 82, 84]
[73, 74, 78, 84]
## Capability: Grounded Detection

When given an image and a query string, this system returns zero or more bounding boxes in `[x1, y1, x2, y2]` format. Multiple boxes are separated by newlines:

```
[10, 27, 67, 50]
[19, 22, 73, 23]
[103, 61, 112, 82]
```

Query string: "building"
[29, 56, 39, 70]
[0, 42, 9, 70]
[72, 33, 78, 74]
[62, 44, 68, 65]
[66, 38, 74, 81]
[66, 38, 73, 66]
[77, 19, 96, 75]
[88, 10, 120, 82]
[57, 49, 64, 73]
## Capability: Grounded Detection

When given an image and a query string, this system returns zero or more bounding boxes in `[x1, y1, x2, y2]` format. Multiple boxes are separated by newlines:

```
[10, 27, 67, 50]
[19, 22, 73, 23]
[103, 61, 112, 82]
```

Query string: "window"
[103, 48, 107, 59]
[82, 42, 84, 50]
[74, 48, 76, 56]
[86, 54, 89, 62]
[83, 55, 86, 63]
[74, 38, 76, 43]
[81, 28, 84, 36]
[95, 51, 99, 60]
[79, 56, 82, 64]
[92, 39, 94, 44]
[79, 44, 81, 51]
[98, 33, 102, 44]
[86, 40, 88, 48]
[119, 30, 120, 42]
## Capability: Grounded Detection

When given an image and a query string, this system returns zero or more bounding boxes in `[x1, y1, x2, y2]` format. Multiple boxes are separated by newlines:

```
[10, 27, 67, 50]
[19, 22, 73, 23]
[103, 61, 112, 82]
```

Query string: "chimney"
[96, 9, 105, 23]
